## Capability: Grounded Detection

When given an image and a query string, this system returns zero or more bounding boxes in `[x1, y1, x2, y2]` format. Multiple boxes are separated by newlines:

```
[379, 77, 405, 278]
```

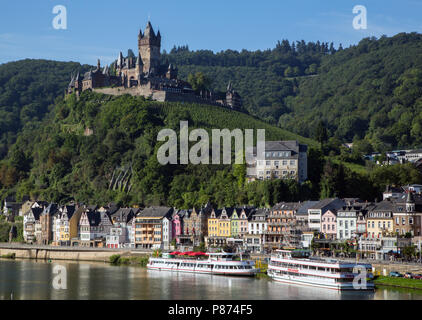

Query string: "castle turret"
[117, 51, 123, 68]
[102, 65, 109, 76]
[166, 63, 177, 80]
[136, 53, 143, 73]
[138, 21, 161, 74]
[226, 81, 242, 110]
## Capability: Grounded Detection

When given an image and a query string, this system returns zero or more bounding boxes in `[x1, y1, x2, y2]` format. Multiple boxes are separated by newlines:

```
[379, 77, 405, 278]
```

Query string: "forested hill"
[2, 91, 420, 209]
[163, 32, 422, 151]
[0, 59, 91, 158]
[162, 40, 336, 121]
[1, 91, 318, 207]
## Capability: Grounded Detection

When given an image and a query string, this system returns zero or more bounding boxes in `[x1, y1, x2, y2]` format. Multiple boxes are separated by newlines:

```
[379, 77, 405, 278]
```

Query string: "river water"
[1, 259, 422, 300]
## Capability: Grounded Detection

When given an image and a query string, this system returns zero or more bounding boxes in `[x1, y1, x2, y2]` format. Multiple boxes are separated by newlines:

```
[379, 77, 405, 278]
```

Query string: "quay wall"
[0, 245, 151, 262]
[371, 262, 422, 275]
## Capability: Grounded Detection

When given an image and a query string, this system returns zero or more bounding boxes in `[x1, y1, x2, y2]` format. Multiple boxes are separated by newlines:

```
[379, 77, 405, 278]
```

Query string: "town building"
[40, 203, 59, 245]
[206, 208, 232, 248]
[79, 210, 113, 247]
[231, 207, 254, 238]
[366, 200, 395, 238]
[321, 210, 337, 240]
[179, 204, 212, 247]
[264, 202, 304, 250]
[162, 216, 172, 250]
[171, 209, 185, 245]
[243, 234, 264, 253]
[58, 205, 76, 246]
[106, 208, 135, 248]
[383, 185, 404, 200]
[248, 208, 268, 235]
[246, 140, 308, 183]
[336, 203, 371, 240]
[307, 198, 345, 232]
[23, 207, 43, 243]
[134, 206, 173, 249]
[295, 200, 318, 223]
[392, 192, 422, 237]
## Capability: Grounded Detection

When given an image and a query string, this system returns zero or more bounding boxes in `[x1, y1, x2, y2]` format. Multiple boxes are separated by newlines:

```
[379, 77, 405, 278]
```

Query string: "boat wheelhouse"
[267, 249, 374, 290]
[147, 252, 259, 276]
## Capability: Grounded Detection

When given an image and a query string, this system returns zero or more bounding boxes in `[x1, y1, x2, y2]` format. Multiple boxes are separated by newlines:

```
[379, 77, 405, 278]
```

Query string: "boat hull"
[147, 265, 258, 276]
[268, 272, 374, 291]
[147, 257, 259, 277]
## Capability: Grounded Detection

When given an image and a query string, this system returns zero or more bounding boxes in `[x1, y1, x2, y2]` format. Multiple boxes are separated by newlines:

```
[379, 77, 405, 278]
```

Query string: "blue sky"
[0, 0, 421, 65]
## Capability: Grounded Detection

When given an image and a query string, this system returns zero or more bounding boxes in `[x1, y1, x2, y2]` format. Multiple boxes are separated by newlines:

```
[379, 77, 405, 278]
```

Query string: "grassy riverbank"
[374, 276, 422, 290]
[0, 253, 16, 259]
[109, 254, 149, 267]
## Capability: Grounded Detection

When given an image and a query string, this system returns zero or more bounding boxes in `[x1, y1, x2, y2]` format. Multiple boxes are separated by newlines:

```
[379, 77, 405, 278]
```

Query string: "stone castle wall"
[93, 87, 223, 107]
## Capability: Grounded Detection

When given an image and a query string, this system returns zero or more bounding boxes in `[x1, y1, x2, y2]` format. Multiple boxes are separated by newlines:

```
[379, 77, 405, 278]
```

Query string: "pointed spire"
[136, 53, 143, 66]
[103, 65, 109, 75]
[144, 21, 156, 38]
[75, 71, 80, 81]
[227, 81, 233, 91]
[68, 72, 75, 87]
[97, 59, 101, 70]
[139, 28, 143, 38]
[117, 51, 123, 67]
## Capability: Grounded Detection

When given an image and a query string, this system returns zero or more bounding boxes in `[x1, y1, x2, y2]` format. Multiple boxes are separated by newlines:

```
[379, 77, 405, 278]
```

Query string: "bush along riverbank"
[0, 253, 16, 259]
[256, 262, 270, 279]
[373, 276, 422, 290]
[109, 254, 149, 267]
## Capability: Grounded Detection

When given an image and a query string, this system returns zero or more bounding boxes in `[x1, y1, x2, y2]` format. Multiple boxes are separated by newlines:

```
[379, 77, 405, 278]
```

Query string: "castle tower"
[138, 21, 161, 74]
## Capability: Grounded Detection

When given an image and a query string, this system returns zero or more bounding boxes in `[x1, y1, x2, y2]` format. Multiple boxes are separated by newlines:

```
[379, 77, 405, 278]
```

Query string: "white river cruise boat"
[147, 252, 259, 276]
[267, 249, 374, 290]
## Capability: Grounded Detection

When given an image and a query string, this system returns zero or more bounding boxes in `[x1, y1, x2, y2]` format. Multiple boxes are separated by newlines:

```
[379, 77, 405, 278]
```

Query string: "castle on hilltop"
[67, 22, 242, 110]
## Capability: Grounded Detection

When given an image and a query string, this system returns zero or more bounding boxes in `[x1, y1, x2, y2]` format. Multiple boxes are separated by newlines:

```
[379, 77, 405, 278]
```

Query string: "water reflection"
[1, 259, 422, 300]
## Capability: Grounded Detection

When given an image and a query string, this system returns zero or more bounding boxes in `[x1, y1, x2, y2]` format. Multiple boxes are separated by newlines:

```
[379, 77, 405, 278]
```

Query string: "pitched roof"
[43, 203, 59, 216]
[310, 198, 345, 211]
[111, 208, 134, 223]
[31, 207, 43, 220]
[138, 206, 173, 218]
[86, 211, 101, 227]
[273, 202, 302, 211]
[370, 200, 396, 212]
[296, 201, 319, 215]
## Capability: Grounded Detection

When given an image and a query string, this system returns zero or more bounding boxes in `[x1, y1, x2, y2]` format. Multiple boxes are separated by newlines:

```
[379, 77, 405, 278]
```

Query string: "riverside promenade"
[0, 243, 152, 262]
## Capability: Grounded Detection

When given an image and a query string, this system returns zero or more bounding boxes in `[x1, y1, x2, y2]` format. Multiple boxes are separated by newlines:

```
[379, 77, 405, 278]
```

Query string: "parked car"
[404, 272, 413, 279]
[412, 274, 422, 279]
[389, 271, 403, 277]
